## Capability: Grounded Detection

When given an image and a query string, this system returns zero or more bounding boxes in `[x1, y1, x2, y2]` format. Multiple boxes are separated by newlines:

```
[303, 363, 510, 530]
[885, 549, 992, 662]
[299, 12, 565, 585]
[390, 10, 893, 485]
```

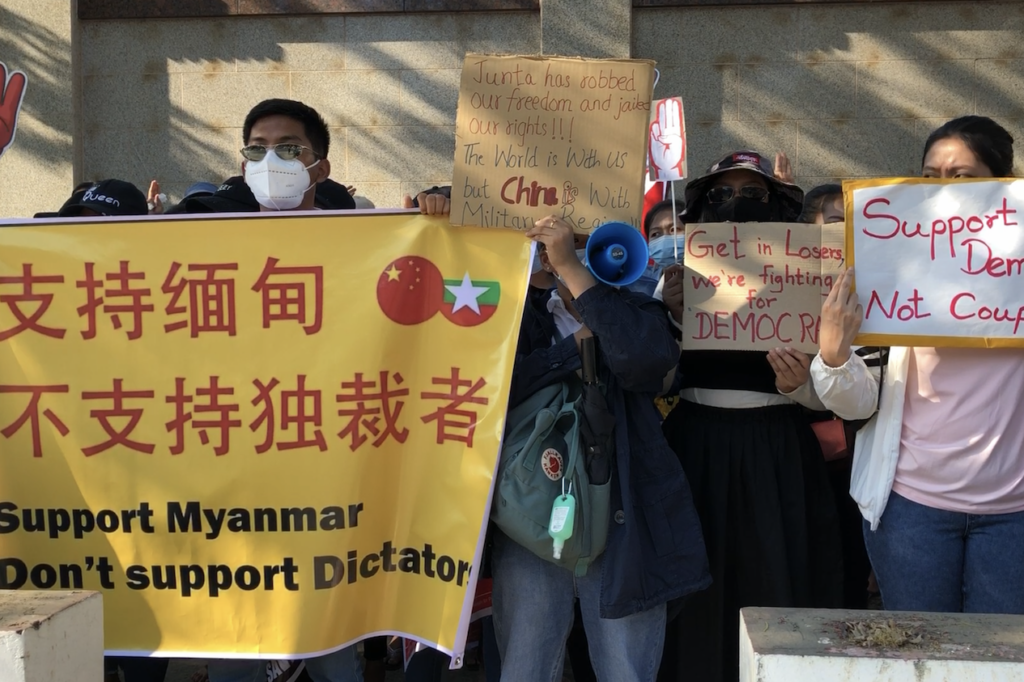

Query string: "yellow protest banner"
[451, 53, 655, 232]
[682, 222, 845, 352]
[0, 212, 530, 659]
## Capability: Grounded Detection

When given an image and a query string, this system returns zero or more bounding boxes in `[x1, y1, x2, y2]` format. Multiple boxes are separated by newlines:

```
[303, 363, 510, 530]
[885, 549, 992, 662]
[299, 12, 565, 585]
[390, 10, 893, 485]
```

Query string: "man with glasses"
[240, 99, 333, 212]
[204, 99, 361, 682]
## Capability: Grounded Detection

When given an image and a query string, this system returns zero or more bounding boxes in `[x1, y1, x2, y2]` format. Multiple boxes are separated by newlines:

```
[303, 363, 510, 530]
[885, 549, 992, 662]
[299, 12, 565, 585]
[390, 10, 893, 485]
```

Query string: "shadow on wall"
[635, 2, 1024, 190]
[75, 1, 526, 206]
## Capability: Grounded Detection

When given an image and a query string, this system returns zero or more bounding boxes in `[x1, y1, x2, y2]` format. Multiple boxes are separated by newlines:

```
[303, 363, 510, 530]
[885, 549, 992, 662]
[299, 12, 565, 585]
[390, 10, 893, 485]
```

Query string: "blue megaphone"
[584, 221, 650, 287]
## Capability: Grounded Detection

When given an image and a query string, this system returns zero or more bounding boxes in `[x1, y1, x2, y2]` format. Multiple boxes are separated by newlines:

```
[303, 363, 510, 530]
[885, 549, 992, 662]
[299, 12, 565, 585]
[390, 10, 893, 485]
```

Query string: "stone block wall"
[2, 1, 1024, 217]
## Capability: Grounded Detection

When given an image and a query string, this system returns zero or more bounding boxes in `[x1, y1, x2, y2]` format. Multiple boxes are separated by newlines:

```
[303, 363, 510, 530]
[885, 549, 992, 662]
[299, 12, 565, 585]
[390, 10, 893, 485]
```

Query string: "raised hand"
[0, 62, 27, 159]
[774, 151, 794, 184]
[650, 98, 685, 180]
[147, 180, 165, 214]
[820, 268, 863, 367]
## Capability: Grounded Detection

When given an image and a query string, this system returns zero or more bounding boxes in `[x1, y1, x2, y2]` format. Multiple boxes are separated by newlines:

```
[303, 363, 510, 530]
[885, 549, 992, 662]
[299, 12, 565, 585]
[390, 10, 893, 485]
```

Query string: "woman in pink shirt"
[811, 116, 1024, 613]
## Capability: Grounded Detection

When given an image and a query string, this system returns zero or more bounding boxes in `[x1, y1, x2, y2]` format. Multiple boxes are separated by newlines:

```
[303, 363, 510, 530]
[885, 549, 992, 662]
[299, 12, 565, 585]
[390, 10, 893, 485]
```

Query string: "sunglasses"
[706, 185, 770, 204]
[240, 143, 317, 162]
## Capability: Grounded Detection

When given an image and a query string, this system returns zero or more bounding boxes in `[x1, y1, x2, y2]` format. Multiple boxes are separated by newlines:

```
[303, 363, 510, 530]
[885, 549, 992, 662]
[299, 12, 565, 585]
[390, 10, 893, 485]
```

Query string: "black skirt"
[657, 401, 844, 682]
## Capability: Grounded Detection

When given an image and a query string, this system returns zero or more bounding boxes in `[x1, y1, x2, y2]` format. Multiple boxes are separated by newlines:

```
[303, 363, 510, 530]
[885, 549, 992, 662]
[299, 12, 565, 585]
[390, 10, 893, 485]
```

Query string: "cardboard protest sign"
[682, 222, 845, 352]
[846, 178, 1024, 347]
[0, 212, 530, 661]
[648, 97, 686, 181]
[451, 54, 655, 232]
[0, 61, 27, 160]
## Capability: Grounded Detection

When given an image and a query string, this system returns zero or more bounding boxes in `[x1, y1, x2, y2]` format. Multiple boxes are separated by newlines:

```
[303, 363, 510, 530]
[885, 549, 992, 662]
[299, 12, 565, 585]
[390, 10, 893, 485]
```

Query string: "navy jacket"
[509, 284, 711, 619]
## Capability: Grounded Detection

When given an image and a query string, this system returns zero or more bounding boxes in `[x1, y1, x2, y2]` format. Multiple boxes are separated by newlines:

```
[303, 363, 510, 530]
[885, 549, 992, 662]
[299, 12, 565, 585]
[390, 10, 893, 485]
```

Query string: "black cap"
[684, 151, 803, 220]
[185, 176, 259, 214]
[58, 179, 149, 217]
[314, 179, 355, 211]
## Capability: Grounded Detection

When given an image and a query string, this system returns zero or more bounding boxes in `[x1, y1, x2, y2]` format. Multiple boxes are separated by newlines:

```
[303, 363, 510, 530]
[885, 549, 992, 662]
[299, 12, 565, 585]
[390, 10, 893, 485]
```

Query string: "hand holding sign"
[820, 268, 862, 368]
[767, 348, 811, 393]
[0, 61, 27, 159]
[661, 263, 685, 324]
[649, 98, 686, 181]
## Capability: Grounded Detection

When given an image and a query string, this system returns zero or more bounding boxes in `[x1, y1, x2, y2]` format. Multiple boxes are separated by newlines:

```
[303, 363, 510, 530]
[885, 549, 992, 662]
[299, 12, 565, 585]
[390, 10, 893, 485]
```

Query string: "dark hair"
[642, 198, 682, 240]
[243, 98, 330, 158]
[922, 116, 1014, 177]
[799, 183, 843, 223]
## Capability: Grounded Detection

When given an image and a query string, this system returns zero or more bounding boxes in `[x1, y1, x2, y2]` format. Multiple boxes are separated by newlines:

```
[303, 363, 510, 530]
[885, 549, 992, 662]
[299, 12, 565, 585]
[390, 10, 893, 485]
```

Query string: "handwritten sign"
[847, 178, 1024, 347]
[451, 54, 655, 232]
[682, 222, 845, 352]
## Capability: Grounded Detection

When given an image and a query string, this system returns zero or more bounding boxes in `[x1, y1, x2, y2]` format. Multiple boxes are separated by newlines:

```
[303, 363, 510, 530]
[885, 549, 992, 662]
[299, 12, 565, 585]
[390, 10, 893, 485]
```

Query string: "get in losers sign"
[846, 178, 1024, 347]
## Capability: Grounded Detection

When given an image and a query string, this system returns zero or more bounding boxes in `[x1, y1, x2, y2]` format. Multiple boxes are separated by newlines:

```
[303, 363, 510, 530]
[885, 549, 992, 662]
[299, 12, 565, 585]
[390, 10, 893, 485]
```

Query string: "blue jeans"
[207, 646, 359, 682]
[492, 531, 665, 682]
[864, 491, 1024, 613]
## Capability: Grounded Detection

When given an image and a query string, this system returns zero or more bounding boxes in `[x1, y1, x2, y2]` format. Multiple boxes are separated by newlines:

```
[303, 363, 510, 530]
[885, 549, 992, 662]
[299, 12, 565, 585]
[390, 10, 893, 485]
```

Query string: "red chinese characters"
[166, 377, 242, 456]
[77, 261, 154, 340]
[162, 263, 238, 337]
[0, 264, 66, 341]
[81, 379, 156, 456]
[0, 385, 70, 457]
[1, 370, 493, 458]
[421, 367, 489, 447]
[336, 371, 410, 451]
[250, 375, 328, 454]
[252, 258, 324, 335]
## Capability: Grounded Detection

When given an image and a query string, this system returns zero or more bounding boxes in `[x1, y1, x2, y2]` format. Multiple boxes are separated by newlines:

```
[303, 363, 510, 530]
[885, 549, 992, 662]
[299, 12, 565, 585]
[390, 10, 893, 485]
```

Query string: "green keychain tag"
[548, 479, 576, 560]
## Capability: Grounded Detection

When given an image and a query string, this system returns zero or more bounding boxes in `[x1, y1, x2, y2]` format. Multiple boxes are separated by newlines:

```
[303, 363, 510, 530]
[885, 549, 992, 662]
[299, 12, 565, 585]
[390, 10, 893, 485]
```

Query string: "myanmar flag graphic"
[441, 273, 500, 327]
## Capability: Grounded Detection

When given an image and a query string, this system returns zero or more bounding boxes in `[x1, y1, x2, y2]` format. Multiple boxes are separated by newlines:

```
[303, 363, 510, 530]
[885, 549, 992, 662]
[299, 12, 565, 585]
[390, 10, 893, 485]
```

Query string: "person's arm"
[573, 286, 678, 392]
[507, 335, 582, 408]
[526, 216, 678, 393]
[811, 351, 879, 420]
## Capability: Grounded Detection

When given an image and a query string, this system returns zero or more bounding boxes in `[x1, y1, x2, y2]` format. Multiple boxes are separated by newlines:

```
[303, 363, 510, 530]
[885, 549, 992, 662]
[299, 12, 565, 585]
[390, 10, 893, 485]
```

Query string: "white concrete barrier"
[0, 591, 103, 682]
[741, 607, 1024, 682]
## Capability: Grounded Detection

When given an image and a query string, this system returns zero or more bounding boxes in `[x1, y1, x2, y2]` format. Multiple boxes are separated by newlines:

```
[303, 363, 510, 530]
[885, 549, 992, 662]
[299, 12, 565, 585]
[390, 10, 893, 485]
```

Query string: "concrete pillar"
[0, 0, 80, 218]
[0, 591, 103, 682]
[741, 607, 1024, 681]
[541, 0, 632, 58]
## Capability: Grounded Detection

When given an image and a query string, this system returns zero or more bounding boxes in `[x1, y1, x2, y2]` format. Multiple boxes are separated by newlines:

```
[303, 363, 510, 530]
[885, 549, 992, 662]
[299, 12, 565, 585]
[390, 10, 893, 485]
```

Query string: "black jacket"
[509, 284, 711, 618]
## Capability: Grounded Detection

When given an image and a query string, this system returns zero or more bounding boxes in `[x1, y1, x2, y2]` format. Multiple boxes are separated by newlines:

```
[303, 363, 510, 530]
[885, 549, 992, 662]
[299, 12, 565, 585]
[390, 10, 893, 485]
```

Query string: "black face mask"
[713, 197, 774, 223]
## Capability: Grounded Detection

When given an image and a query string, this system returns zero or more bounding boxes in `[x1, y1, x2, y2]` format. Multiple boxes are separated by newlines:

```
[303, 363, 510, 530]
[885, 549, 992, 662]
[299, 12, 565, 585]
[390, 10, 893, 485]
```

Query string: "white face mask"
[244, 150, 319, 210]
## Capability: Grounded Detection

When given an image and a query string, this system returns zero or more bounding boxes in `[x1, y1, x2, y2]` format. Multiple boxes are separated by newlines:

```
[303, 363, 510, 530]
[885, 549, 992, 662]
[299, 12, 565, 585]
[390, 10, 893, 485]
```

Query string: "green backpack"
[491, 380, 612, 577]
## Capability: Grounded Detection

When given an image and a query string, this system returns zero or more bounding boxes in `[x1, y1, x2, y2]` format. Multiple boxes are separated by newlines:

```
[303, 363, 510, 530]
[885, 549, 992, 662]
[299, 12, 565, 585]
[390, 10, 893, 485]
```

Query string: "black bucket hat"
[683, 151, 803, 220]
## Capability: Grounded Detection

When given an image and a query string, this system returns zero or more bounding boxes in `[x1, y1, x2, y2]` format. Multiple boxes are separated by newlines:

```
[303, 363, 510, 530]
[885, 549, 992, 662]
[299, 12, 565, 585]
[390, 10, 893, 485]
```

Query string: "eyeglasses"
[706, 185, 770, 204]
[240, 144, 317, 162]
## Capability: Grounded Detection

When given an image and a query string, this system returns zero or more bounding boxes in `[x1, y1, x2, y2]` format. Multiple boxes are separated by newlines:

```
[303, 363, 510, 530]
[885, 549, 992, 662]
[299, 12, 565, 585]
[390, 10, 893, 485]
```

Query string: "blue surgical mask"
[648, 234, 685, 269]
[575, 248, 588, 265]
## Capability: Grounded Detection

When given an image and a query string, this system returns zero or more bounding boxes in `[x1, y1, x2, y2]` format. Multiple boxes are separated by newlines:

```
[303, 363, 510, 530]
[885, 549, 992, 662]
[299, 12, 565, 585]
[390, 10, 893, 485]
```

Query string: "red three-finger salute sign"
[0, 61, 27, 160]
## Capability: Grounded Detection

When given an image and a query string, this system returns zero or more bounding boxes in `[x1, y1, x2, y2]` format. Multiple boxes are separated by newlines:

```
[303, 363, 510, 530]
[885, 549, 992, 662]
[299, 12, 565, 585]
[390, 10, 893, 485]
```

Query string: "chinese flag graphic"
[440, 273, 500, 327]
[376, 256, 445, 325]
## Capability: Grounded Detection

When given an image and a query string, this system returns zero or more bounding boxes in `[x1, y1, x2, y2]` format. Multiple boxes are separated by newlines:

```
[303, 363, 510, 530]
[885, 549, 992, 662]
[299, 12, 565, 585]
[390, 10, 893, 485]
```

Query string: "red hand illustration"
[0, 62, 28, 159]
